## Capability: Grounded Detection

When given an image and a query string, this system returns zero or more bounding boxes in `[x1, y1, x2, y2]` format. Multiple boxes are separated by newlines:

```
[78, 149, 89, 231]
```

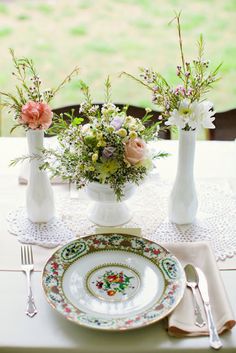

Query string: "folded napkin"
[96, 228, 235, 336]
[165, 241, 236, 337]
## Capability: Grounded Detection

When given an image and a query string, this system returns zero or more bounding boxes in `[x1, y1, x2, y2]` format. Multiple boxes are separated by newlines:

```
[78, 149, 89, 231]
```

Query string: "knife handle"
[191, 286, 206, 327]
[205, 303, 222, 350]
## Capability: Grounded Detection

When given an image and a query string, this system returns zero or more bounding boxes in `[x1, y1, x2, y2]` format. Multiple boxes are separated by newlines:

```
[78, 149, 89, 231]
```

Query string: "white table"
[0, 137, 236, 353]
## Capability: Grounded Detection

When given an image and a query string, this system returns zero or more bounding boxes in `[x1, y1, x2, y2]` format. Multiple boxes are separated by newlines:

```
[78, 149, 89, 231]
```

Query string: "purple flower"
[102, 146, 116, 159]
[110, 116, 124, 130]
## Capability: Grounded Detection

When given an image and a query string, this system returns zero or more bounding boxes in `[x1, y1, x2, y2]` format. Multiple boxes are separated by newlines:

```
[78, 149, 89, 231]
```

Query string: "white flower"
[125, 116, 136, 126]
[101, 103, 119, 115]
[188, 101, 215, 130]
[81, 123, 92, 134]
[165, 99, 215, 130]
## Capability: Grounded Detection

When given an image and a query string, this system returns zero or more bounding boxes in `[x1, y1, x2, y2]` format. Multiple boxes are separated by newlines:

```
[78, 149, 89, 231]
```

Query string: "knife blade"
[196, 266, 222, 350]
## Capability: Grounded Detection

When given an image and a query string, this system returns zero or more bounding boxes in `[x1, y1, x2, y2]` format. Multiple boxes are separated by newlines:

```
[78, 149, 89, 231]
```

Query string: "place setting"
[19, 231, 235, 351]
[0, 9, 236, 353]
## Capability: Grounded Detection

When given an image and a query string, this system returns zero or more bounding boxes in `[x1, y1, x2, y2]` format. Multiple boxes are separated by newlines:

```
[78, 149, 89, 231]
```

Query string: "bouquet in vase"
[1, 49, 79, 223]
[123, 13, 221, 224]
[42, 78, 168, 201]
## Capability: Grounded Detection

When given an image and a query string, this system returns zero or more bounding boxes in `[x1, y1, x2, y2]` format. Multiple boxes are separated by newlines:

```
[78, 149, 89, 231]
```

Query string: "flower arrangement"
[122, 13, 221, 132]
[42, 78, 167, 199]
[0, 49, 79, 132]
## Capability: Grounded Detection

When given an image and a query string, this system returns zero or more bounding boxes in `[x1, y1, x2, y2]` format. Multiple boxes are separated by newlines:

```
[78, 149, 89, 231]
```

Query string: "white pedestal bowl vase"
[168, 129, 198, 224]
[26, 129, 55, 223]
[86, 182, 135, 226]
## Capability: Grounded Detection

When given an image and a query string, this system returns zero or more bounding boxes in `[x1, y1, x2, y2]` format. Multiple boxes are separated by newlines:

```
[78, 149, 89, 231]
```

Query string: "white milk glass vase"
[86, 182, 135, 226]
[26, 129, 55, 223]
[168, 129, 198, 224]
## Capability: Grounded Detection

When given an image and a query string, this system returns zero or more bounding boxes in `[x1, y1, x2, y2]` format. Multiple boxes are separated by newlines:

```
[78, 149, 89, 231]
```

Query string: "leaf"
[142, 113, 153, 123]
[153, 151, 170, 159]
[212, 62, 223, 76]
[10, 124, 22, 134]
[197, 33, 204, 60]
[72, 117, 84, 126]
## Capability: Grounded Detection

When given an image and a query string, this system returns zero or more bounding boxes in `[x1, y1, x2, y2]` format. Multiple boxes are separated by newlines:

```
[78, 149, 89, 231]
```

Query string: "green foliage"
[224, 0, 236, 11]
[78, 0, 92, 9]
[182, 14, 206, 30]
[69, 25, 87, 36]
[36, 4, 54, 14]
[0, 27, 12, 37]
[85, 41, 117, 54]
[0, 0, 234, 137]
[132, 18, 153, 30]
[0, 3, 8, 14]
[17, 14, 30, 21]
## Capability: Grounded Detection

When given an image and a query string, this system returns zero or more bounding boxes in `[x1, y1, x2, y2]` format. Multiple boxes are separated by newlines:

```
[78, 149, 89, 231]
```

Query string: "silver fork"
[21, 245, 38, 317]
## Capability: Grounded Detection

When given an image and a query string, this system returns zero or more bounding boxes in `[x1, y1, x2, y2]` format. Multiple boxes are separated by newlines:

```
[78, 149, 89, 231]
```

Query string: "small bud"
[129, 131, 137, 139]
[153, 86, 159, 92]
[92, 153, 98, 163]
[117, 128, 127, 137]
[145, 107, 151, 113]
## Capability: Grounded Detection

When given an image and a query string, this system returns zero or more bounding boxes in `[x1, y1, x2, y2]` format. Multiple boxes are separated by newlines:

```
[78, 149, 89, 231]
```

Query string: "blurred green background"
[0, 0, 235, 136]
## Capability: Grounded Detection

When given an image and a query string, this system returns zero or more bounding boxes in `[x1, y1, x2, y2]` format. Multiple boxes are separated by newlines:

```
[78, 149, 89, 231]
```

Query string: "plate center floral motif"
[86, 264, 140, 302]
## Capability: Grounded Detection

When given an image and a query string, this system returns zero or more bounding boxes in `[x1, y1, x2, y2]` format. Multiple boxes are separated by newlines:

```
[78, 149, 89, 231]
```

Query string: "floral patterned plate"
[42, 233, 186, 330]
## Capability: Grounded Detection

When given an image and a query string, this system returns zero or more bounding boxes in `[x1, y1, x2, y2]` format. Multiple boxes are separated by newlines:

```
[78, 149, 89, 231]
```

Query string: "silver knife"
[196, 266, 223, 350]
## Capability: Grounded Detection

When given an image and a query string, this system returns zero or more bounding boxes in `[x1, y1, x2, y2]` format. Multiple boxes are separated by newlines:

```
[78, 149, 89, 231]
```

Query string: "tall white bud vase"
[168, 129, 198, 224]
[26, 129, 55, 223]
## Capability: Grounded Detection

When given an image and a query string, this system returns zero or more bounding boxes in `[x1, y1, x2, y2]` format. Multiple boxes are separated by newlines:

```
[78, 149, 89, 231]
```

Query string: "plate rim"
[42, 233, 186, 331]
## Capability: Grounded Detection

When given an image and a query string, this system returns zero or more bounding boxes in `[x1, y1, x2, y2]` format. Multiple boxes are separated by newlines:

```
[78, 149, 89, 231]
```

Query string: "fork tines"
[21, 244, 33, 265]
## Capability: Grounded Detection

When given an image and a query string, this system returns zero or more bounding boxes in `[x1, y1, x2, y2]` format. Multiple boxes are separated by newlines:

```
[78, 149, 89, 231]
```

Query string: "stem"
[52, 66, 80, 97]
[175, 12, 186, 73]
[120, 71, 153, 91]
[104, 76, 112, 104]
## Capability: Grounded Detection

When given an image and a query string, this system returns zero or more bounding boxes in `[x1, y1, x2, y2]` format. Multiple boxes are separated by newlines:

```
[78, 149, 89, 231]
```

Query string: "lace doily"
[57, 177, 236, 261]
[7, 208, 74, 248]
[7, 177, 236, 259]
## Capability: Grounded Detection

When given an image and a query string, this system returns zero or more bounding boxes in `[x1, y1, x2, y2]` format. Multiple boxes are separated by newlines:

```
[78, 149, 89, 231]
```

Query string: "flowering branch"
[0, 49, 80, 132]
[122, 13, 222, 132]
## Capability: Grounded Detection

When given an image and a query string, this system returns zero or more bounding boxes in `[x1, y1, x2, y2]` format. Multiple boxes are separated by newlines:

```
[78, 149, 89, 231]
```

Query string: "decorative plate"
[42, 233, 186, 330]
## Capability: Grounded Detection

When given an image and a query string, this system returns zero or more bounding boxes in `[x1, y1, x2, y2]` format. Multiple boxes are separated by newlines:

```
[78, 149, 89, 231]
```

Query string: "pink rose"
[124, 138, 147, 165]
[20, 101, 53, 130]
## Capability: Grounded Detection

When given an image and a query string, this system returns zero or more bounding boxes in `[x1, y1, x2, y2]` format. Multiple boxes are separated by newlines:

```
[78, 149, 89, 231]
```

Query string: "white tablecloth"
[0, 137, 236, 353]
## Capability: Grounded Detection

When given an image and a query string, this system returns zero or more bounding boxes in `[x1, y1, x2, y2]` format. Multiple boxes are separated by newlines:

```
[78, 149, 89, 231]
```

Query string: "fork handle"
[25, 271, 37, 318]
